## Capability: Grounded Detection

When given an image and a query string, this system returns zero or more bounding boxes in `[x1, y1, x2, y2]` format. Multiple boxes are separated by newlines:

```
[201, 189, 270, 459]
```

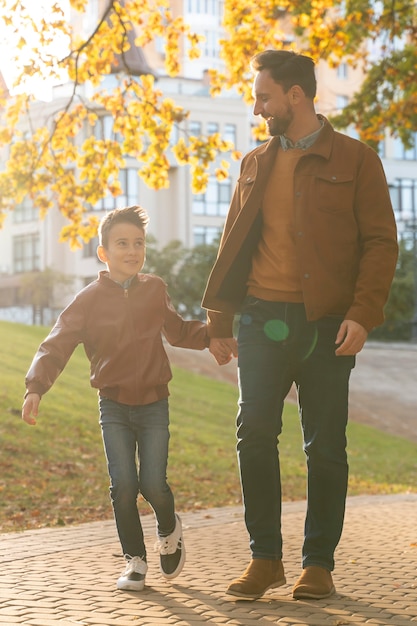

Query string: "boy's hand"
[22, 393, 41, 426]
[209, 338, 238, 365]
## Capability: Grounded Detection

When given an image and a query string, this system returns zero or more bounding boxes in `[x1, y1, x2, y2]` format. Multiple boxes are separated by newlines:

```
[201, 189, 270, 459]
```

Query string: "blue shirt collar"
[280, 116, 324, 151]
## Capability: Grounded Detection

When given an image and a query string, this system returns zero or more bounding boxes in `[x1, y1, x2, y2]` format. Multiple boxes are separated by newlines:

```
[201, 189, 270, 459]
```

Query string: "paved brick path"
[0, 494, 416, 625]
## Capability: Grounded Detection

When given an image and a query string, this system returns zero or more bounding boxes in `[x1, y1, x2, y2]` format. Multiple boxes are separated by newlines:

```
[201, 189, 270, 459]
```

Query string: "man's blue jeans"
[99, 397, 175, 559]
[236, 298, 355, 571]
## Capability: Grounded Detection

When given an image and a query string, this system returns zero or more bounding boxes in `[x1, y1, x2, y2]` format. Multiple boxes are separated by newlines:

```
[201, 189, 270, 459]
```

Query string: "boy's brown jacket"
[25, 272, 209, 406]
[202, 117, 398, 336]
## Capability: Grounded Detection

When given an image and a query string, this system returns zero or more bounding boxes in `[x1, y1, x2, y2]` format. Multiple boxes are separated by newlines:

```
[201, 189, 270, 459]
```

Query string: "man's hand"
[22, 393, 41, 426]
[209, 337, 238, 365]
[335, 320, 368, 356]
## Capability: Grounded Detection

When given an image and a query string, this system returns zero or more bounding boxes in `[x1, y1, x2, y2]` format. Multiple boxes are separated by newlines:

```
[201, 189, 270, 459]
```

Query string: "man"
[203, 50, 398, 601]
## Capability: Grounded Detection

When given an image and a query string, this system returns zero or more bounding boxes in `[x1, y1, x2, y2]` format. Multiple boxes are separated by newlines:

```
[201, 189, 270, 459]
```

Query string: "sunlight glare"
[0, 0, 70, 100]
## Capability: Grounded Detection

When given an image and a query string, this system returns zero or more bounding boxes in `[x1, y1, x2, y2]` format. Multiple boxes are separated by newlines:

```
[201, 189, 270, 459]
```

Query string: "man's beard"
[266, 107, 293, 136]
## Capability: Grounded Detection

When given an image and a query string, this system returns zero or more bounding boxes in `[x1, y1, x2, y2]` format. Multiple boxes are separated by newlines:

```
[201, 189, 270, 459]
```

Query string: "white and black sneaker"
[155, 514, 185, 580]
[117, 555, 148, 591]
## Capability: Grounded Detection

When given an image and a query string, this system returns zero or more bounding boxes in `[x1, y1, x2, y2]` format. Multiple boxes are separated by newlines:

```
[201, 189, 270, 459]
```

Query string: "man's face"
[252, 69, 294, 136]
[97, 222, 146, 283]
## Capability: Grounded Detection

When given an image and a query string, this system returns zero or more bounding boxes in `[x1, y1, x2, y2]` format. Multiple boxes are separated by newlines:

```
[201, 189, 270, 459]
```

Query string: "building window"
[202, 29, 220, 58]
[92, 114, 123, 144]
[393, 133, 417, 160]
[378, 138, 386, 158]
[207, 121, 219, 135]
[337, 63, 348, 79]
[12, 198, 38, 223]
[13, 234, 40, 273]
[192, 176, 231, 216]
[155, 36, 164, 55]
[170, 121, 179, 145]
[224, 123, 236, 145]
[93, 168, 139, 211]
[83, 236, 99, 259]
[83, 0, 99, 33]
[188, 120, 202, 137]
[187, 0, 219, 14]
[93, 115, 112, 140]
[336, 95, 349, 110]
[389, 179, 417, 245]
[193, 225, 222, 245]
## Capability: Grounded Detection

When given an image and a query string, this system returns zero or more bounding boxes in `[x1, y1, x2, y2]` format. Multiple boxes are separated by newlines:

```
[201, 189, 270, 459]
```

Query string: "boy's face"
[97, 222, 146, 283]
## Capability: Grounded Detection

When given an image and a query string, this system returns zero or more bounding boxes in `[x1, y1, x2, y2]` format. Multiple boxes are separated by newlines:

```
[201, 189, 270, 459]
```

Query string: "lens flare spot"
[264, 319, 289, 342]
[302, 326, 319, 360]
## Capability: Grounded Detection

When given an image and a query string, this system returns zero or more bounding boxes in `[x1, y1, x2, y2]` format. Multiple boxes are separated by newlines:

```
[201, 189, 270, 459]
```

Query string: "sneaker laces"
[154, 523, 182, 555]
[123, 555, 147, 575]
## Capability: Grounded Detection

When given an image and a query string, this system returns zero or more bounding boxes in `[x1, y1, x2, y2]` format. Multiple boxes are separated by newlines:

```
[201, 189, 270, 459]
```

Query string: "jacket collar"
[98, 270, 139, 288]
[255, 115, 335, 163]
[306, 116, 335, 160]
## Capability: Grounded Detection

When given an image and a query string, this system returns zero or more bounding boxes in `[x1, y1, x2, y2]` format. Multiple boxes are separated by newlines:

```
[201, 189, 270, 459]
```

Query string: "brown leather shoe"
[226, 558, 286, 600]
[293, 566, 335, 599]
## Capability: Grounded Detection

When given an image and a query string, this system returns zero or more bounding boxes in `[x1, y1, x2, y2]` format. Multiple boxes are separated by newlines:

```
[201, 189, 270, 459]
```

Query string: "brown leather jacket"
[202, 118, 398, 336]
[25, 271, 209, 405]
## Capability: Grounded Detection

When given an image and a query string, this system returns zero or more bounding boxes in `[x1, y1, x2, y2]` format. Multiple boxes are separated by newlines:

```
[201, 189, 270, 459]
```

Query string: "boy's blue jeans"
[236, 298, 355, 571]
[99, 397, 175, 559]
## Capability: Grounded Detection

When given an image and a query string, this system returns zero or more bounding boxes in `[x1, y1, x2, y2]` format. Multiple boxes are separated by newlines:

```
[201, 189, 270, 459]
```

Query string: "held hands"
[22, 393, 41, 426]
[208, 321, 366, 362]
[209, 337, 238, 365]
[335, 320, 368, 356]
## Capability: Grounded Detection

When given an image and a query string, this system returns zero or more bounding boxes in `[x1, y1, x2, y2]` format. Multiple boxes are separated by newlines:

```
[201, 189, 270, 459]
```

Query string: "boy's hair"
[251, 50, 317, 99]
[98, 205, 150, 248]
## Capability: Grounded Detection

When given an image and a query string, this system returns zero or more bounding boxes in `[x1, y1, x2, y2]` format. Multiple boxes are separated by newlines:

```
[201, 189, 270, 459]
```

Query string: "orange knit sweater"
[247, 147, 304, 302]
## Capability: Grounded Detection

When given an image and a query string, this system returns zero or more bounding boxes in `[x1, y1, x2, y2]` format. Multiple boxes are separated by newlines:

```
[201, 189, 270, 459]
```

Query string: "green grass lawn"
[0, 320, 416, 533]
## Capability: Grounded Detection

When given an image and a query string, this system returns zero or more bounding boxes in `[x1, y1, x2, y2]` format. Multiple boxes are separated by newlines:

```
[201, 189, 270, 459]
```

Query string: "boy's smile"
[97, 222, 146, 283]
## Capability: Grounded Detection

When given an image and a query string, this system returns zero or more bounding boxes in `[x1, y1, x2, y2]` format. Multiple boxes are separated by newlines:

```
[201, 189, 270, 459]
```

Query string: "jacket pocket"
[315, 173, 354, 212]
[237, 170, 256, 207]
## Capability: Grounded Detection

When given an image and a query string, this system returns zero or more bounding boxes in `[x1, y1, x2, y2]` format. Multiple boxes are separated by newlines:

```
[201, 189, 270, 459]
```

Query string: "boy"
[22, 205, 210, 591]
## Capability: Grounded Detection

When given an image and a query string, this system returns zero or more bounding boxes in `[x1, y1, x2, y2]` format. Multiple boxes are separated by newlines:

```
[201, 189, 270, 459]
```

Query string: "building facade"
[0, 0, 416, 324]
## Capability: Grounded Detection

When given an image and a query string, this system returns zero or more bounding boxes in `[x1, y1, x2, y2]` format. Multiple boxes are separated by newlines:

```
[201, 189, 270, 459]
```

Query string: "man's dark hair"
[99, 205, 150, 248]
[251, 50, 317, 99]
